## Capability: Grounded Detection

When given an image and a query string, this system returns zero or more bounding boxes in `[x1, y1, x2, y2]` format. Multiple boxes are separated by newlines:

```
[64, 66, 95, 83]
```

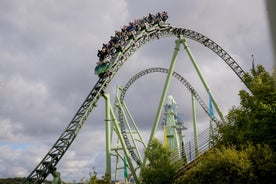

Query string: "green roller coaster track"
[23, 21, 250, 184]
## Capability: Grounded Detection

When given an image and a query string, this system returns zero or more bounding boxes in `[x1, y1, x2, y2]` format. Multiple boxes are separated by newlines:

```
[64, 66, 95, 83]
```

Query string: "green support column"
[191, 94, 199, 157]
[165, 96, 180, 151]
[144, 36, 183, 166]
[103, 93, 140, 184]
[50, 167, 62, 184]
[104, 93, 112, 180]
[109, 107, 140, 184]
[182, 38, 225, 122]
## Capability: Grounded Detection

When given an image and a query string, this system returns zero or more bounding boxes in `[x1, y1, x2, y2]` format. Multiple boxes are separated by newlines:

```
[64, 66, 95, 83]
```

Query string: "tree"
[89, 169, 97, 184]
[175, 65, 276, 183]
[176, 146, 254, 184]
[88, 169, 111, 184]
[176, 144, 276, 184]
[217, 65, 276, 151]
[246, 144, 276, 183]
[140, 138, 178, 184]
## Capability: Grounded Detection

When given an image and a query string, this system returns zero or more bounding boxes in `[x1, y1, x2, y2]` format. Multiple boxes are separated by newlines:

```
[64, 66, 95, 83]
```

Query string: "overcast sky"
[0, 0, 274, 182]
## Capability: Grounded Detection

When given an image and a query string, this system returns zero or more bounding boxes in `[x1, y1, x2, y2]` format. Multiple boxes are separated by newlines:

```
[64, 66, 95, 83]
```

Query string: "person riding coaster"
[95, 11, 170, 77]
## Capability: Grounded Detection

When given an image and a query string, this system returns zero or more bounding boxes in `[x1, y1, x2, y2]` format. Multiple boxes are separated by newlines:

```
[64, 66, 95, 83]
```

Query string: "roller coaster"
[23, 12, 249, 183]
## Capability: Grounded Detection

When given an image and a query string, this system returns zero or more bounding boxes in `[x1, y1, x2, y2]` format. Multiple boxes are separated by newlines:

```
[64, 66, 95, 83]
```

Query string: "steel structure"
[163, 96, 185, 158]
[117, 67, 221, 166]
[23, 22, 249, 183]
[110, 67, 222, 183]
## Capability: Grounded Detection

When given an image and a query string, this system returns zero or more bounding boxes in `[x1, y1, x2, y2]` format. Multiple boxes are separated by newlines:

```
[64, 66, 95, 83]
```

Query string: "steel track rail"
[23, 24, 248, 183]
[118, 67, 221, 165]
[23, 77, 111, 183]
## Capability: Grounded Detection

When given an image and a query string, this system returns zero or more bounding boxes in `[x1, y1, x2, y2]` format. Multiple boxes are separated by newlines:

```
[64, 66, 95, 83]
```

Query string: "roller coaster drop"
[23, 13, 249, 183]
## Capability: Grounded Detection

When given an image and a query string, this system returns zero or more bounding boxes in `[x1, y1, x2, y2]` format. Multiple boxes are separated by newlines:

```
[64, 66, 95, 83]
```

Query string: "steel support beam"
[143, 36, 183, 166]
[182, 38, 225, 122]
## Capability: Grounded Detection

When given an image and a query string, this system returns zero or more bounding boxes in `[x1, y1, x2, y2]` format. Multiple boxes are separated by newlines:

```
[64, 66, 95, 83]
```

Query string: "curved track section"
[109, 26, 248, 88]
[118, 67, 221, 165]
[24, 24, 248, 183]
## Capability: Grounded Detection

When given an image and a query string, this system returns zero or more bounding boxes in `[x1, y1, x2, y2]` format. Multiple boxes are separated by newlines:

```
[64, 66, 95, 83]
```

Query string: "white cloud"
[0, 118, 24, 141]
[0, 144, 50, 177]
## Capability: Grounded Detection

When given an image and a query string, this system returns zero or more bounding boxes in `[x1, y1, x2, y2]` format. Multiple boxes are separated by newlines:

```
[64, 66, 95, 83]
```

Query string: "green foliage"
[0, 178, 52, 184]
[245, 144, 276, 183]
[176, 144, 276, 184]
[89, 170, 98, 184]
[140, 138, 178, 184]
[175, 65, 276, 183]
[218, 65, 276, 151]
[99, 173, 111, 184]
[0, 178, 25, 184]
[88, 170, 111, 184]
[176, 146, 254, 184]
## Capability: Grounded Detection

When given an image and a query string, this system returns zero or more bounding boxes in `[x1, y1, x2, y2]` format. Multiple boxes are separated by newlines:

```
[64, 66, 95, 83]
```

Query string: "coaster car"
[94, 62, 110, 76]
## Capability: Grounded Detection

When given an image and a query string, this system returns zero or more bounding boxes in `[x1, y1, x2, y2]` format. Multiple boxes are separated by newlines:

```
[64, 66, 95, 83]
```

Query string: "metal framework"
[109, 87, 146, 183]
[103, 93, 140, 183]
[117, 67, 221, 166]
[23, 24, 249, 183]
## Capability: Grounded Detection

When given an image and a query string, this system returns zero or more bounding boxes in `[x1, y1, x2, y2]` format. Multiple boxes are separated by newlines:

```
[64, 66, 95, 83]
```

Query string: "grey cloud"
[0, 0, 274, 182]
